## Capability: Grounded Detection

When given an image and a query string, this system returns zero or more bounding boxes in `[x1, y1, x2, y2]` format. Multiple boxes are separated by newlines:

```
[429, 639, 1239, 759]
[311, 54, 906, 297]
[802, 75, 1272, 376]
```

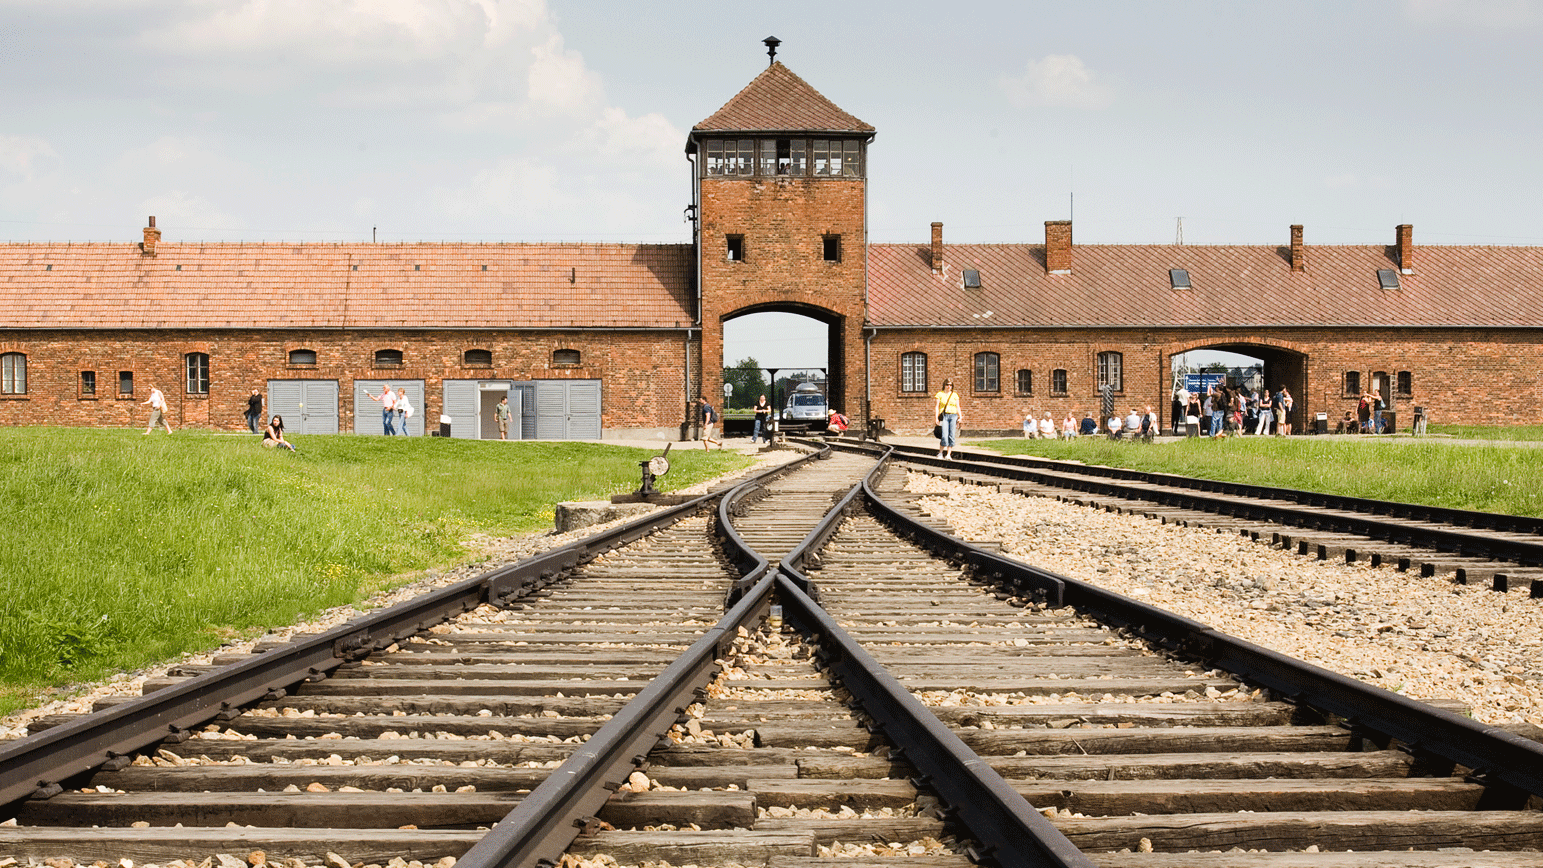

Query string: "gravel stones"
[905, 471, 1543, 726]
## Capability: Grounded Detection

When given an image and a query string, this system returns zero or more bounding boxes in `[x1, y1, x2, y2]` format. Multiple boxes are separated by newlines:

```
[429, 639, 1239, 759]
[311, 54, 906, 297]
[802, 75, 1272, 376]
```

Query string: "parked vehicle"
[781, 382, 827, 430]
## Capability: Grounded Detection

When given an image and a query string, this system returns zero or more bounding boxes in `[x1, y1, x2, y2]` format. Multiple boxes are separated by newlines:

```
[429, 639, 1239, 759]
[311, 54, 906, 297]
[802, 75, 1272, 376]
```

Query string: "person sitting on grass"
[262, 415, 296, 452]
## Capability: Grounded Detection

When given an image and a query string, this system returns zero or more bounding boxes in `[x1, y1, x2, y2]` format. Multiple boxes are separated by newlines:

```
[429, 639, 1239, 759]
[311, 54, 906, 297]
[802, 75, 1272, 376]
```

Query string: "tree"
[723, 357, 768, 411]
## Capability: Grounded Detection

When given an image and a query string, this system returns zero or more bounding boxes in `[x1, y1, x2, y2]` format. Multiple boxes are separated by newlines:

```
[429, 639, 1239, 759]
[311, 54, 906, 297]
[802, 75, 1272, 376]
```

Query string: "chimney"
[1290, 224, 1305, 272]
[1045, 220, 1072, 274]
[1396, 224, 1413, 274]
[930, 222, 943, 273]
[141, 216, 161, 256]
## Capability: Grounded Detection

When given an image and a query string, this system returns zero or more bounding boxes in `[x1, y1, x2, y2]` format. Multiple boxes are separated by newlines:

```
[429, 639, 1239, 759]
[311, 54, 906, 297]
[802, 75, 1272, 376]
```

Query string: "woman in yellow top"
[934, 379, 961, 459]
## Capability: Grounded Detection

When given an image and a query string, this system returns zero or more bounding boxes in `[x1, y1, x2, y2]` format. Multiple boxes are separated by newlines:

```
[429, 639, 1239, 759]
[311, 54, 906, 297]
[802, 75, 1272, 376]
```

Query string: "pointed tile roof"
[693, 62, 873, 135]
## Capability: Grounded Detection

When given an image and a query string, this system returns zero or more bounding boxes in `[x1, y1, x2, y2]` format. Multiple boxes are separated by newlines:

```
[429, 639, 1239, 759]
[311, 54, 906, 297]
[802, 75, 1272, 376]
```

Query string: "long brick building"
[5, 59, 1543, 437]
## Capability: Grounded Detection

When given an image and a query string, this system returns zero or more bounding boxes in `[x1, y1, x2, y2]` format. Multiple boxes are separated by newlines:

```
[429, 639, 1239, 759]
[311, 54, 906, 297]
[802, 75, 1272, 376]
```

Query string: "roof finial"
[763, 36, 780, 65]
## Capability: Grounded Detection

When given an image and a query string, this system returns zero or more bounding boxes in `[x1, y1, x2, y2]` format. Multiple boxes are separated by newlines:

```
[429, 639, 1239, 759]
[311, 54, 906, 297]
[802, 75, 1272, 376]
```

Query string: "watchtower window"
[726, 235, 745, 262]
[822, 235, 841, 262]
[704, 138, 755, 176]
[812, 139, 863, 177]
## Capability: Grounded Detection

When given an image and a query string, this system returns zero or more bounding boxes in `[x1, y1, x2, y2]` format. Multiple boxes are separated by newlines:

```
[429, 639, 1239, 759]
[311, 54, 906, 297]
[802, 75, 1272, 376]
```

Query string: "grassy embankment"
[0, 428, 748, 715]
[975, 431, 1543, 518]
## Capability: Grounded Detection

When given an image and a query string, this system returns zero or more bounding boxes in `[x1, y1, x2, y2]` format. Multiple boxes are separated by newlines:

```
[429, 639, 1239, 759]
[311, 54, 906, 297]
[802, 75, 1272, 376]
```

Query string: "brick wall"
[869, 327, 1543, 433]
[0, 329, 690, 433]
[697, 174, 869, 420]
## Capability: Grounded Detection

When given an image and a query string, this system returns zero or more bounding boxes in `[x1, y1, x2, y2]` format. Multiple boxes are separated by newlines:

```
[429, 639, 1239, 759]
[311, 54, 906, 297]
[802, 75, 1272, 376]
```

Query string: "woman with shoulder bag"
[934, 379, 961, 459]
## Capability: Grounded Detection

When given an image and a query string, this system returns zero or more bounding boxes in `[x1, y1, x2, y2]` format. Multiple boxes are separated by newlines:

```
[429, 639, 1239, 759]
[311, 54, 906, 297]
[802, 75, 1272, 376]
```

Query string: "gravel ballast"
[905, 470, 1543, 727]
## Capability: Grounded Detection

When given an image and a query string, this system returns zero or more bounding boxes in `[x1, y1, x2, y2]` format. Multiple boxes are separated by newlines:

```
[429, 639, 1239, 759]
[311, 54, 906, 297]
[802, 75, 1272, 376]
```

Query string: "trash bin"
[1314, 413, 1328, 435]
[1381, 410, 1396, 434]
[867, 418, 885, 440]
[438, 414, 452, 438]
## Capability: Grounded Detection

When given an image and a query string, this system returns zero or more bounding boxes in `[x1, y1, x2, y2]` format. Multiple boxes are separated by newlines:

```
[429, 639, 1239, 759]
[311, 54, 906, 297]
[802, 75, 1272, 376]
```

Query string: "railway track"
[875, 440, 1543, 596]
[4, 441, 1543, 867]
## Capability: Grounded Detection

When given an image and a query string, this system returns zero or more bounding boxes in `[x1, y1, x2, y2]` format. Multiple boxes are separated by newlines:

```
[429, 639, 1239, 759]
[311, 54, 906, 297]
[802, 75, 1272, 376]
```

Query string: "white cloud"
[585, 108, 682, 164]
[1000, 54, 1114, 110]
[148, 0, 505, 62]
[0, 135, 59, 179]
[527, 32, 604, 114]
[1403, 0, 1543, 28]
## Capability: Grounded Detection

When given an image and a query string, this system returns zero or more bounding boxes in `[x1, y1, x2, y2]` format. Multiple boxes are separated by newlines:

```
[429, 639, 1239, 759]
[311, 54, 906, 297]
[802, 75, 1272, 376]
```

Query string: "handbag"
[932, 423, 943, 439]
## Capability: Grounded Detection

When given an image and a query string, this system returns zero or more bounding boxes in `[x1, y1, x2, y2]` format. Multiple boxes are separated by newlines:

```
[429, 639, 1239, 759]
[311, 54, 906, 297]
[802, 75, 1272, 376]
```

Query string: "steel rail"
[858, 460, 1543, 805]
[772, 445, 1095, 868]
[455, 571, 778, 868]
[0, 453, 803, 816]
[774, 574, 1094, 868]
[879, 441, 1543, 567]
[407, 449, 829, 868]
[720, 443, 829, 606]
[886, 441, 1543, 535]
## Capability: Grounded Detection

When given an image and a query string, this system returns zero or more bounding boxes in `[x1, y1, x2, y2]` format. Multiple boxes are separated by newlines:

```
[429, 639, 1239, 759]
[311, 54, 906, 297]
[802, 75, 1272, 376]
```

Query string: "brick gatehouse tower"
[686, 48, 875, 425]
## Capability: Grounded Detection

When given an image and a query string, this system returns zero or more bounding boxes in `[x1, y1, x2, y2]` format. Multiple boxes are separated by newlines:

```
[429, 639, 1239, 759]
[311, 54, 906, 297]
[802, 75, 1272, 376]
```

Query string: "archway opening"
[1170, 344, 1308, 434]
[722, 308, 838, 433]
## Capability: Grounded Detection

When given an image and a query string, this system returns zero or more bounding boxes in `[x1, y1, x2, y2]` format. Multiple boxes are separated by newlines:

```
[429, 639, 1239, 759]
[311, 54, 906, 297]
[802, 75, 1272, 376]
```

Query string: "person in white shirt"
[1038, 412, 1055, 438]
[395, 387, 414, 436]
[142, 385, 172, 434]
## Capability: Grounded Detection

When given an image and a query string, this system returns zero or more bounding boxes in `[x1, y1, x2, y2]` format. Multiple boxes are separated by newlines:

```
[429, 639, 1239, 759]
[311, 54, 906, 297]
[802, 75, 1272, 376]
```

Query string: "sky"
[5, 0, 1543, 366]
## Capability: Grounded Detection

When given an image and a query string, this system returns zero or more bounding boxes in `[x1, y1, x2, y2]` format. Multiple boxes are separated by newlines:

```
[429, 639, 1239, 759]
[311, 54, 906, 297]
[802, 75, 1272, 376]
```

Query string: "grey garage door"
[266, 380, 339, 434]
[442, 380, 523, 440]
[535, 379, 602, 440]
[354, 380, 425, 436]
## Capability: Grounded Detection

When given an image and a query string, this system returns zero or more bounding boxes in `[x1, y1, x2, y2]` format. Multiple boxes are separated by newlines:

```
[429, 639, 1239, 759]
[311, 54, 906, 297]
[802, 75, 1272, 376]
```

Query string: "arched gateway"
[686, 58, 874, 426]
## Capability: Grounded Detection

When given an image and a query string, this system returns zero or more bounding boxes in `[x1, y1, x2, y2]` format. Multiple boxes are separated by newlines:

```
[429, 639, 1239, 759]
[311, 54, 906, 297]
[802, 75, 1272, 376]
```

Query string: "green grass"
[0, 429, 748, 714]
[975, 434, 1543, 518]
[1427, 424, 1543, 441]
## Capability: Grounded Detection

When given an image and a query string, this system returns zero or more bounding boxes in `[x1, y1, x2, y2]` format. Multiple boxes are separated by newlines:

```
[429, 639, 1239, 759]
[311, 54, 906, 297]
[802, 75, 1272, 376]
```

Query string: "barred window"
[974, 352, 1000, 393]
[1052, 368, 1068, 395]
[552, 349, 581, 366]
[1397, 370, 1412, 397]
[185, 352, 209, 395]
[373, 348, 403, 367]
[464, 349, 493, 366]
[80, 370, 96, 397]
[1015, 369, 1032, 395]
[1097, 352, 1123, 392]
[118, 371, 134, 396]
[1344, 371, 1361, 396]
[900, 352, 927, 393]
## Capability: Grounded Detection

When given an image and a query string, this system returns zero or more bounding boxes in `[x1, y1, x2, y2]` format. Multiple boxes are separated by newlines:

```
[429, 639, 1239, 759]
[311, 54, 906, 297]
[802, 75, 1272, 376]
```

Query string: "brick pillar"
[930, 222, 943, 273]
[1396, 224, 1414, 274]
[1290, 224, 1305, 272]
[1045, 220, 1072, 274]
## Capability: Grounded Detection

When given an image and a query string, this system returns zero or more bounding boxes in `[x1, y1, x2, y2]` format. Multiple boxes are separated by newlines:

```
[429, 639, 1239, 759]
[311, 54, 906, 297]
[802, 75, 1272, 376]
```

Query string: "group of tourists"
[1173, 383, 1293, 438]
[365, 385, 416, 436]
[1338, 388, 1390, 433]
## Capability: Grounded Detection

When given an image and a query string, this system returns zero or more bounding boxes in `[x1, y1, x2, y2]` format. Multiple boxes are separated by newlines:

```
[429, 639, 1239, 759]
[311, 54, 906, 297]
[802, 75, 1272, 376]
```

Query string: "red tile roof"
[693, 62, 873, 135]
[2, 242, 694, 330]
[867, 242, 1543, 329]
